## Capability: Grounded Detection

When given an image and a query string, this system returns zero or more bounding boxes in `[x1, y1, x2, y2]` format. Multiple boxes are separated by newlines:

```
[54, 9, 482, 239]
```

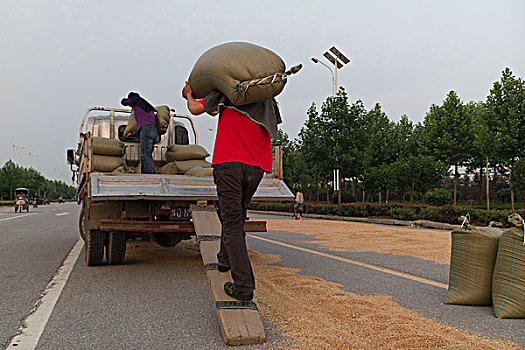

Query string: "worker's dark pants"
[213, 162, 264, 292]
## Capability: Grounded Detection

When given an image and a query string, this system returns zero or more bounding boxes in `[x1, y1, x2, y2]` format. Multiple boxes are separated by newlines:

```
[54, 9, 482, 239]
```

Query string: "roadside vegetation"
[0, 160, 76, 201]
[276, 68, 525, 212]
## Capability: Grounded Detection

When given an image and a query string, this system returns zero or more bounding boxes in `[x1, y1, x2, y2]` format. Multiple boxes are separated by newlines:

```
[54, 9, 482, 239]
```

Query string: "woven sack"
[92, 155, 125, 172]
[185, 165, 214, 176]
[188, 42, 287, 106]
[123, 106, 171, 136]
[176, 159, 211, 174]
[443, 226, 502, 305]
[159, 161, 179, 175]
[111, 165, 134, 174]
[92, 137, 125, 156]
[166, 145, 210, 162]
[492, 218, 525, 318]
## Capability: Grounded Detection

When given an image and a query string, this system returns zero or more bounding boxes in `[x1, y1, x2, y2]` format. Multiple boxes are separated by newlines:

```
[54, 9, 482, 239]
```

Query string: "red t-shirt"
[200, 99, 273, 172]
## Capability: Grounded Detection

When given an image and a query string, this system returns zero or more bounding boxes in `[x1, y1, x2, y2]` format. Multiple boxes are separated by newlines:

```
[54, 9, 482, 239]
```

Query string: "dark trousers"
[213, 162, 264, 292]
[140, 125, 158, 174]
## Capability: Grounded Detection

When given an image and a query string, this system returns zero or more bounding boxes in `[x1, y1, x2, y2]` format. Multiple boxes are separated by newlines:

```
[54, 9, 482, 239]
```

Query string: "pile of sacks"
[444, 213, 525, 318]
[159, 144, 213, 176]
[91, 137, 127, 172]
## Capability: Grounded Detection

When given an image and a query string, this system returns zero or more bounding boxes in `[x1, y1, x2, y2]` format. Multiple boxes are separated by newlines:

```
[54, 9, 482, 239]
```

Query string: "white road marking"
[0, 213, 38, 222]
[250, 235, 448, 290]
[7, 239, 84, 350]
[55, 212, 69, 216]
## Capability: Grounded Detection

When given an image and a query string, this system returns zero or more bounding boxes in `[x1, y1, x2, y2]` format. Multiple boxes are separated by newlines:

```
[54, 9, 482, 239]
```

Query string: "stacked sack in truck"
[91, 137, 126, 172]
[160, 145, 213, 176]
[123, 105, 171, 136]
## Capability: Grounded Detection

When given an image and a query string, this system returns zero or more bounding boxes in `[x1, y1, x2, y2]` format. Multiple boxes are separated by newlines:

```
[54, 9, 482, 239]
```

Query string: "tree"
[422, 91, 473, 206]
[485, 68, 525, 210]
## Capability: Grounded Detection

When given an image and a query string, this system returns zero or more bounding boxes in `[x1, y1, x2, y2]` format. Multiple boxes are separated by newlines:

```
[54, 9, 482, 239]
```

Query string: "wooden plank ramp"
[190, 205, 266, 346]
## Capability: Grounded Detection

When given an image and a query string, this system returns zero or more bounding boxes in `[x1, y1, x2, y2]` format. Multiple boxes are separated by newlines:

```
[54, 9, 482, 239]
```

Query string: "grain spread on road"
[250, 249, 519, 350]
[266, 219, 452, 265]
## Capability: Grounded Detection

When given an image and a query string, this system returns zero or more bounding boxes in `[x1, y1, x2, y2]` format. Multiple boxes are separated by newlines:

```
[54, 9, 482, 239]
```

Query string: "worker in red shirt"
[182, 82, 281, 301]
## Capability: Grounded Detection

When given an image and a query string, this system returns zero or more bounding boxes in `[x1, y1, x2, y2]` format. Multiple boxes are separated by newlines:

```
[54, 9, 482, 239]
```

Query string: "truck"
[66, 107, 293, 267]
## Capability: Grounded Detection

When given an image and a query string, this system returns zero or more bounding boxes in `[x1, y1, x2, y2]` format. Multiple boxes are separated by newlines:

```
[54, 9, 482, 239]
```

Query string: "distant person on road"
[182, 82, 281, 302]
[295, 190, 304, 220]
[121, 92, 158, 174]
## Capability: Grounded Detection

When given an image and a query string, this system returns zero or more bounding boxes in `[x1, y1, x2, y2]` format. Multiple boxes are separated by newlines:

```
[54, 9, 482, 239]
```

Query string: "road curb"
[248, 210, 459, 231]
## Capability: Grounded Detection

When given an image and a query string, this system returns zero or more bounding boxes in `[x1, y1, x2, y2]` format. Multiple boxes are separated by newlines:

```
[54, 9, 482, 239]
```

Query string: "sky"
[1, 0, 524, 184]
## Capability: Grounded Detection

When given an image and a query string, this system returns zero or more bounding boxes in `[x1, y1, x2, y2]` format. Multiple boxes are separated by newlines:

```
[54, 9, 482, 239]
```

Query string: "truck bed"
[89, 173, 294, 201]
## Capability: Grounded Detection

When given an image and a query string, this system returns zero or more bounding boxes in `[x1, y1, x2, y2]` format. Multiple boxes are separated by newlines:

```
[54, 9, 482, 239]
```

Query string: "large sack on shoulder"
[188, 42, 300, 106]
[166, 145, 210, 162]
[185, 165, 214, 176]
[443, 226, 502, 305]
[155, 105, 170, 135]
[492, 213, 525, 318]
[159, 161, 178, 175]
[123, 106, 171, 136]
[92, 155, 125, 172]
[92, 137, 125, 156]
[176, 159, 211, 174]
[123, 110, 137, 136]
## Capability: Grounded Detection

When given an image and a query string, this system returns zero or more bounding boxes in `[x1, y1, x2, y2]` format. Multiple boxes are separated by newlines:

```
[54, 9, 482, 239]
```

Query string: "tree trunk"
[479, 168, 484, 203]
[386, 189, 390, 203]
[326, 187, 330, 204]
[362, 190, 365, 202]
[410, 178, 415, 203]
[486, 156, 490, 211]
[454, 164, 458, 207]
[352, 179, 356, 197]
[378, 191, 382, 203]
[511, 158, 515, 211]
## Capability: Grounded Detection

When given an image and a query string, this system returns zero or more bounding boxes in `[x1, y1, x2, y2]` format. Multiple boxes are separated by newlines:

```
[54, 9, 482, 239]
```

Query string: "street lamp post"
[11, 144, 25, 164]
[311, 46, 350, 205]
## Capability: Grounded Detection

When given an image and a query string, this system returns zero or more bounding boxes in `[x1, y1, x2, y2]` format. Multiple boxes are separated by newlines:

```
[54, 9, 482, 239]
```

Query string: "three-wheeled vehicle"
[14, 188, 30, 213]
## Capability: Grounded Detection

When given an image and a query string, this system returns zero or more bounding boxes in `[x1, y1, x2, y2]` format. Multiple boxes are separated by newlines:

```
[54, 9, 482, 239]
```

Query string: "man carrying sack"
[121, 92, 158, 174]
[182, 82, 281, 302]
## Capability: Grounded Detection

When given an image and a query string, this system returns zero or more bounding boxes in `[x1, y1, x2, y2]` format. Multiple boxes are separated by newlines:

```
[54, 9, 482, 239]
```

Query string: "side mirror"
[66, 149, 75, 165]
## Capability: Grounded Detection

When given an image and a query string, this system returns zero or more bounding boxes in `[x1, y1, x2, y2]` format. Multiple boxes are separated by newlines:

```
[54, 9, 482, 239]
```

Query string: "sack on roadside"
[176, 159, 212, 174]
[492, 213, 525, 318]
[123, 105, 171, 136]
[159, 161, 179, 175]
[92, 137, 125, 157]
[188, 42, 300, 106]
[166, 144, 210, 162]
[92, 155, 126, 172]
[443, 225, 502, 305]
[185, 165, 214, 176]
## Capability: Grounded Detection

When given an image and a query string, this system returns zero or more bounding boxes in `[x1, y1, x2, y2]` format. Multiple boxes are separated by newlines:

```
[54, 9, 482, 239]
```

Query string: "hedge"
[248, 201, 521, 227]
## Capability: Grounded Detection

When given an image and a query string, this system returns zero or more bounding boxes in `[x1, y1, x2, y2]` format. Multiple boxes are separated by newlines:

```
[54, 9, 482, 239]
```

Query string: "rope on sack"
[237, 64, 303, 94]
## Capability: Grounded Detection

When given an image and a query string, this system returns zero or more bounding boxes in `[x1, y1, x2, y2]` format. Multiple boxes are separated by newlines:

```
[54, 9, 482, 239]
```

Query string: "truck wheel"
[85, 230, 106, 266]
[106, 231, 126, 265]
[79, 207, 86, 241]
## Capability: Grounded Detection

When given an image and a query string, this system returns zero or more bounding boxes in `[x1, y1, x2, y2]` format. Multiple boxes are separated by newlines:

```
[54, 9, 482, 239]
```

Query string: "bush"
[424, 188, 452, 206]
[331, 191, 356, 204]
[497, 188, 512, 203]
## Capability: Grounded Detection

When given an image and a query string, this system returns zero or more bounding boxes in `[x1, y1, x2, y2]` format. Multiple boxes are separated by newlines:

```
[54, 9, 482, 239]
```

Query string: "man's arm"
[182, 81, 205, 115]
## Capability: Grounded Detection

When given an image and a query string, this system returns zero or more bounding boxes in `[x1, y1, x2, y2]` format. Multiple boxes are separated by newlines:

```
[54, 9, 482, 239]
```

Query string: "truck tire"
[79, 207, 86, 241]
[85, 230, 106, 266]
[106, 231, 126, 265]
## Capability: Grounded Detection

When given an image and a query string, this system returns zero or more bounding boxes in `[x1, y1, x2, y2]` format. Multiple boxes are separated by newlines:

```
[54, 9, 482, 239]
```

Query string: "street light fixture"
[311, 46, 350, 96]
[11, 144, 25, 164]
[311, 57, 335, 95]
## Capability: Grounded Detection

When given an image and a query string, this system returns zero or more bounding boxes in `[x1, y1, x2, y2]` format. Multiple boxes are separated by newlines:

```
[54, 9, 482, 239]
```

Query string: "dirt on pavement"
[249, 219, 520, 349]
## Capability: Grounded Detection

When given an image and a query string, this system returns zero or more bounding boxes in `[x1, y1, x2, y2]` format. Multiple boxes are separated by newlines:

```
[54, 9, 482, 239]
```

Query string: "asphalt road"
[0, 204, 523, 349]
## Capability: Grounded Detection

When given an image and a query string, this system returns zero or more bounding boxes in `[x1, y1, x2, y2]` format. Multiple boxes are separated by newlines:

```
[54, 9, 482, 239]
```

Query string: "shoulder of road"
[249, 210, 459, 231]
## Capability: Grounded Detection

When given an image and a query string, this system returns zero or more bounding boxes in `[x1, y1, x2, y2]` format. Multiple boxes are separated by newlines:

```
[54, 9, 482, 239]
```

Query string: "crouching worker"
[121, 92, 158, 174]
[182, 82, 281, 301]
